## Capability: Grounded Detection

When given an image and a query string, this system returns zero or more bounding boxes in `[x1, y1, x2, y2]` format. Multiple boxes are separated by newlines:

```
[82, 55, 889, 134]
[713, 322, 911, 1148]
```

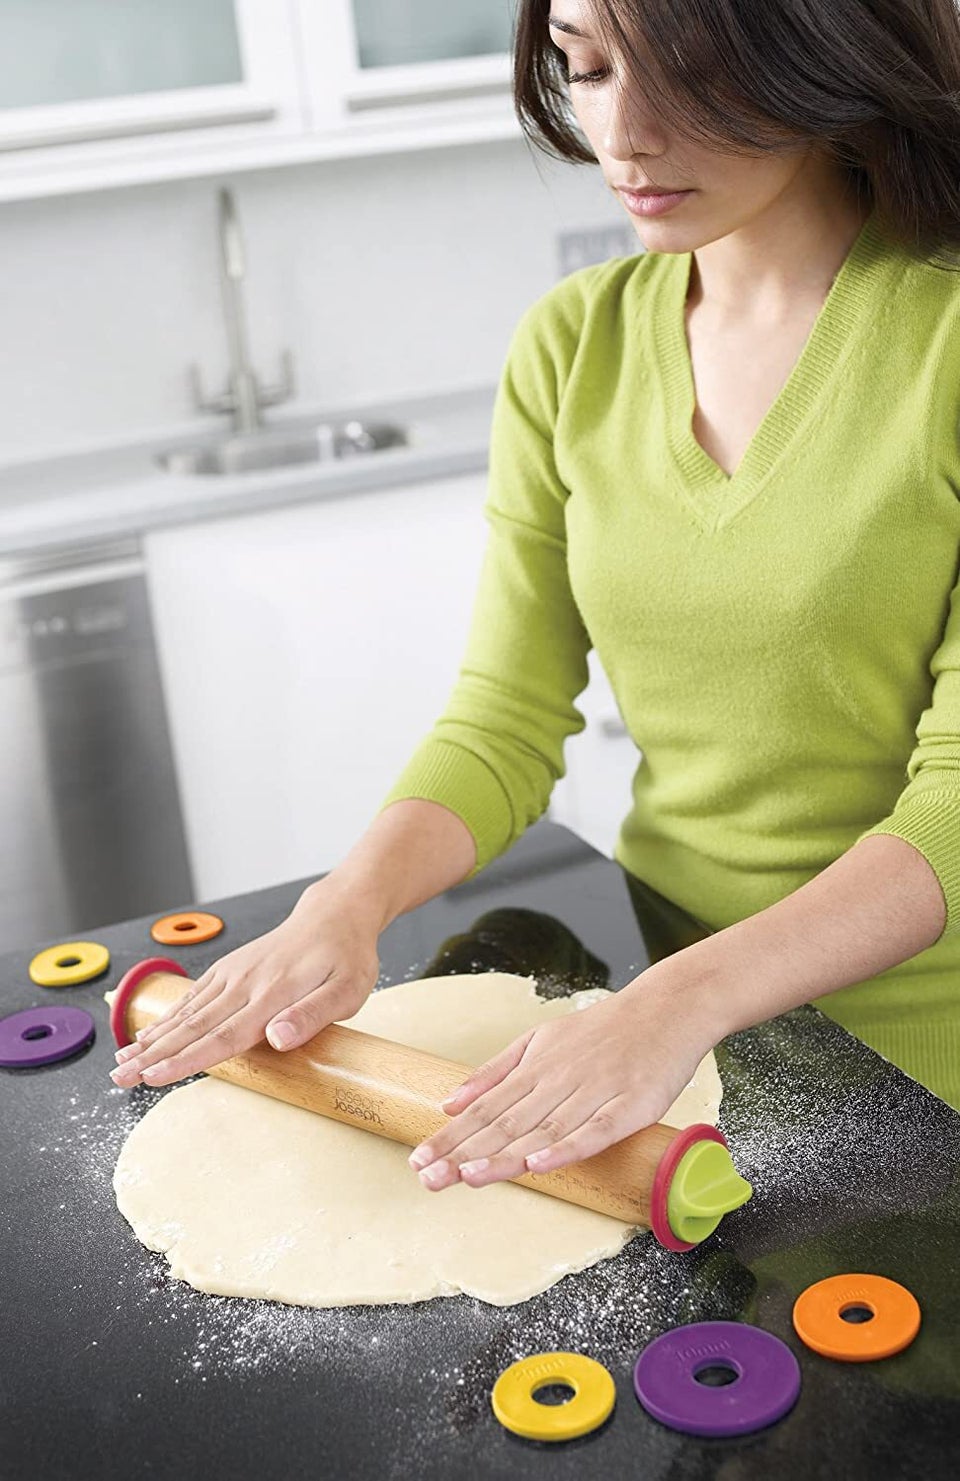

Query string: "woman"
[113, 2, 960, 1192]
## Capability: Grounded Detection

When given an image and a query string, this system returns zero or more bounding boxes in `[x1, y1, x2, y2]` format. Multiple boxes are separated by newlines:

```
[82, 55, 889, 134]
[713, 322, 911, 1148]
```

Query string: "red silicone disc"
[649, 1123, 729, 1251]
[109, 956, 188, 1047]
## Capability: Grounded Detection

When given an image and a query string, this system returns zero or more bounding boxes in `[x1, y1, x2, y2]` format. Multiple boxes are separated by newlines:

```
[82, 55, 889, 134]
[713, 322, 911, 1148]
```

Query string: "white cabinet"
[144, 473, 490, 899]
[145, 471, 637, 899]
[548, 650, 640, 860]
[0, 0, 519, 201]
[0, 0, 304, 152]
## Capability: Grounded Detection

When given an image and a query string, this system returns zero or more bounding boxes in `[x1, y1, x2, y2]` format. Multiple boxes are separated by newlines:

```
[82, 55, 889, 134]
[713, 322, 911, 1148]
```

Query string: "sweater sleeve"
[855, 559, 960, 938]
[377, 288, 593, 879]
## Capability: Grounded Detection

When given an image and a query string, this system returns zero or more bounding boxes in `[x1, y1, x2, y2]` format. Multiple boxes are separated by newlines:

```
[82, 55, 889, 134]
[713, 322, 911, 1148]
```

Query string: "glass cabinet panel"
[0, 0, 244, 109]
[351, 0, 514, 69]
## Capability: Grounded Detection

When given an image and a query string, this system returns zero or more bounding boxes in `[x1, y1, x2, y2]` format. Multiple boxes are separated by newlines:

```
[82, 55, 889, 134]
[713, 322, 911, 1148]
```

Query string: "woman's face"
[546, 2, 831, 250]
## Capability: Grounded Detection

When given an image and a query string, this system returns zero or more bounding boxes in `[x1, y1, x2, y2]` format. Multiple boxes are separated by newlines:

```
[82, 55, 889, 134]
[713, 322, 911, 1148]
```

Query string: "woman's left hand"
[408, 975, 716, 1191]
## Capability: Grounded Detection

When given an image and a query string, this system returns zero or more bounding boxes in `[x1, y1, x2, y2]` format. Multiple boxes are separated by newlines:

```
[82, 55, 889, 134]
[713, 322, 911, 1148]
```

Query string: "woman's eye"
[566, 66, 609, 87]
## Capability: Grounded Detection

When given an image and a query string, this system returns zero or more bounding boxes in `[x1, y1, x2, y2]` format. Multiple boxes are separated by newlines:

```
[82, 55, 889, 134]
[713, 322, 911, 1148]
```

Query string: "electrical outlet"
[556, 224, 639, 277]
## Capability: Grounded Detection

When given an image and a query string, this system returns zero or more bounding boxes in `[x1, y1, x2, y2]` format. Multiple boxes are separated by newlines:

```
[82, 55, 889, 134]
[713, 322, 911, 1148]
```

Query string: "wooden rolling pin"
[108, 959, 752, 1247]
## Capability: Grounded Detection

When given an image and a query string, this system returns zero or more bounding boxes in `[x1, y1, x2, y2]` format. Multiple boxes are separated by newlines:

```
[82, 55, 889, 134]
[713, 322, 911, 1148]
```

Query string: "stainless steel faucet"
[189, 188, 295, 435]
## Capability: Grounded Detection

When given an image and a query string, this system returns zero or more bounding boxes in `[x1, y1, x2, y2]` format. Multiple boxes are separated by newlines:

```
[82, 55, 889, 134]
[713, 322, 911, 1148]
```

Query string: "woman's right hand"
[109, 878, 382, 1090]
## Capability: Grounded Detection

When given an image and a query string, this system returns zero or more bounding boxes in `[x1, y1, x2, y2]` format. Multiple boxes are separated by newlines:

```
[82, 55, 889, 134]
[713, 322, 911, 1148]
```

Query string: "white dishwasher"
[0, 536, 194, 952]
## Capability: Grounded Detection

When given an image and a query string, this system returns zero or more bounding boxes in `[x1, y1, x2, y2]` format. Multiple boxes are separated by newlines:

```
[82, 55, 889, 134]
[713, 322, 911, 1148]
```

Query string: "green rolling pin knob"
[651, 1125, 753, 1250]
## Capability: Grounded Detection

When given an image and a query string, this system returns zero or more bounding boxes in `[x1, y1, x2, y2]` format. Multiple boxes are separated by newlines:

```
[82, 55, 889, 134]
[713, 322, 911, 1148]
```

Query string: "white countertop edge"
[0, 385, 495, 560]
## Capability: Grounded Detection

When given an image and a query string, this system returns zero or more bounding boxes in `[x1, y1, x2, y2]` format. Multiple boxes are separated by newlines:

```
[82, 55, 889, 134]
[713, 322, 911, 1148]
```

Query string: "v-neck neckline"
[652, 205, 905, 531]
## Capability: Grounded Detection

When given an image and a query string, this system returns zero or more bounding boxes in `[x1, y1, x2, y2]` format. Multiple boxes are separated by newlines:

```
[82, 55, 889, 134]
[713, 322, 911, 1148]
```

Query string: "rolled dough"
[111, 972, 722, 1308]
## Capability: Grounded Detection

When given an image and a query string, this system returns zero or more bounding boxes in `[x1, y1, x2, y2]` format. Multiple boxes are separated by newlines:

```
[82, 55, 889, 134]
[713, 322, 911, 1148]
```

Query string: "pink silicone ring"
[110, 956, 188, 1047]
[649, 1123, 729, 1252]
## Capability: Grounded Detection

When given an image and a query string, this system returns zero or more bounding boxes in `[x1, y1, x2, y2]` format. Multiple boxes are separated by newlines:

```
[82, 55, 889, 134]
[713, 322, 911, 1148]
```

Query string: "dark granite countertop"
[2, 819, 959, 1480]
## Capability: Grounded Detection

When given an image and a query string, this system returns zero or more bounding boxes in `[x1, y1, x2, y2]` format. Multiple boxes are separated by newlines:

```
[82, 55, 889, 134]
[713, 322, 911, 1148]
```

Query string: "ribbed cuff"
[856, 787, 960, 938]
[378, 739, 514, 878]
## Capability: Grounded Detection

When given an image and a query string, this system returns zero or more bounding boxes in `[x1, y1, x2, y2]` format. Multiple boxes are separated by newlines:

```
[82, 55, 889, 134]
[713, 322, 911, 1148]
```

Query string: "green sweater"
[381, 207, 960, 1110]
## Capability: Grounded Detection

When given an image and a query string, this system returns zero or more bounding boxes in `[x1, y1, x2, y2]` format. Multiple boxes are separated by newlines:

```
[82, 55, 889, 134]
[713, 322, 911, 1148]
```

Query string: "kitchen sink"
[154, 419, 408, 476]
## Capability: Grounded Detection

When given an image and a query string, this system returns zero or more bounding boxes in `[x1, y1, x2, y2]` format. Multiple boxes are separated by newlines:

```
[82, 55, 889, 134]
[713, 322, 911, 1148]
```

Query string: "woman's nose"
[600, 76, 664, 161]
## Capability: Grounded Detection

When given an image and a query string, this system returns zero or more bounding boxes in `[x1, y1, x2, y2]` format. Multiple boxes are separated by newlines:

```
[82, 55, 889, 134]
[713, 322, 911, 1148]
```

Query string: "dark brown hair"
[513, 0, 960, 270]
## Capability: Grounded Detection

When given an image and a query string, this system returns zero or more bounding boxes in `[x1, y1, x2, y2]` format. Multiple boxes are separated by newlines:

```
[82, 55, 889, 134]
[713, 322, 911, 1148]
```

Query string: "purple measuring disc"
[633, 1321, 801, 1438]
[0, 1005, 96, 1067]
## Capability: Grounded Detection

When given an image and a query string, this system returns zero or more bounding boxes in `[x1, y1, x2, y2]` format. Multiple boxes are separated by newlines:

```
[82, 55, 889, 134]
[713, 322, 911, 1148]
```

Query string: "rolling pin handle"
[649, 1124, 752, 1251]
[109, 957, 188, 1047]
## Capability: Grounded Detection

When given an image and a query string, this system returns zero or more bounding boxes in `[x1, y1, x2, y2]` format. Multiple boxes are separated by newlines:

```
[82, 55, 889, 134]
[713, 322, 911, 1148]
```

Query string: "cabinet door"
[299, 0, 514, 129]
[350, 0, 514, 68]
[0, 0, 304, 152]
[144, 474, 489, 899]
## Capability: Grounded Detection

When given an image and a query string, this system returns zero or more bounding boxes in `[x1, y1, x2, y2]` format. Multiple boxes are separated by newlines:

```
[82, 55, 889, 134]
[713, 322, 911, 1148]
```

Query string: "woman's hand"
[408, 973, 717, 1191]
[109, 879, 381, 1089]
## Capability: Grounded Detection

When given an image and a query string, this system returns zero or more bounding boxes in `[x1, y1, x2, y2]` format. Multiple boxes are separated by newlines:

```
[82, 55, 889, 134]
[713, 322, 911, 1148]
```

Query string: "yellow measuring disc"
[491, 1352, 615, 1441]
[29, 940, 110, 988]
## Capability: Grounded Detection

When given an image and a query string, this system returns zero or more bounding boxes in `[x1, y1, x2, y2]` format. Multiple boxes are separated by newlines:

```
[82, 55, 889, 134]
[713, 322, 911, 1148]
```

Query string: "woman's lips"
[618, 188, 693, 218]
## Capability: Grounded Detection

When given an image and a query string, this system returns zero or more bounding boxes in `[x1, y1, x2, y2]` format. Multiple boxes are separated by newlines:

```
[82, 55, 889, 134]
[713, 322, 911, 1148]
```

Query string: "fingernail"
[460, 1158, 489, 1177]
[115, 1044, 139, 1062]
[135, 1029, 149, 1041]
[526, 1150, 549, 1168]
[441, 1089, 463, 1109]
[267, 1022, 296, 1049]
[418, 1161, 449, 1188]
[408, 1147, 431, 1169]
[140, 1062, 166, 1080]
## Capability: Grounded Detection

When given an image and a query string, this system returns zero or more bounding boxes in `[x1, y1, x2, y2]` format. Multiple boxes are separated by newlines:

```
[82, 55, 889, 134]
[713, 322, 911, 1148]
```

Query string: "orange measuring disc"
[792, 1274, 920, 1362]
[150, 911, 224, 946]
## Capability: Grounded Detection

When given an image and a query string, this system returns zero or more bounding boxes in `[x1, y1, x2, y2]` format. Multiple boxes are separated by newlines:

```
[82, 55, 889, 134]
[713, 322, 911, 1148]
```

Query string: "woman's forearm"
[644, 833, 947, 1040]
[404, 834, 948, 1190]
[300, 797, 478, 934]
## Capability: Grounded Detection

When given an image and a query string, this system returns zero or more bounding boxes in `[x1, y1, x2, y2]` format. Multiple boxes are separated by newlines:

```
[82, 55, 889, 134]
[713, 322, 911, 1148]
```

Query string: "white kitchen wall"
[0, 139, 626, 460]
